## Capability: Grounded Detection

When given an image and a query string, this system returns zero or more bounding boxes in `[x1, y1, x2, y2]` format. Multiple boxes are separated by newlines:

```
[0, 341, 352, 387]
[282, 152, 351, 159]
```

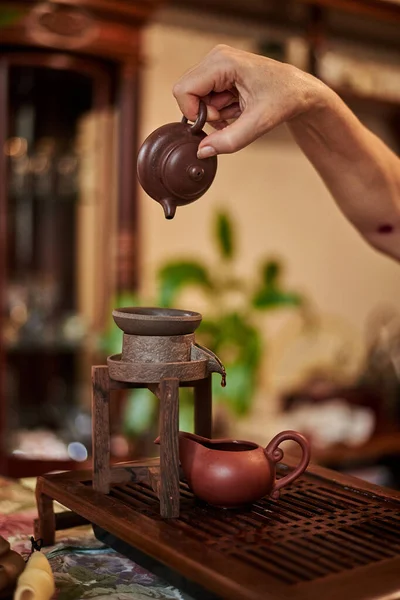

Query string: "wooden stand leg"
[92, 366, 111, 494]
[159, 377, 180, 518]
[35, 481, 56, 546]
[194, 375, 212, 438]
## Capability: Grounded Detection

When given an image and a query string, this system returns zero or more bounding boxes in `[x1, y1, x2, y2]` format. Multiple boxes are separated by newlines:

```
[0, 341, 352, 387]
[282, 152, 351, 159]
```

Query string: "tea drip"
[137, 101, 217, 219]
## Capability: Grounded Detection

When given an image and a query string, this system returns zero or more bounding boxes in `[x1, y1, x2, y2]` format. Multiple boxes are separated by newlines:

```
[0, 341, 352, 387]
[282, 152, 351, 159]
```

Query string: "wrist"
[290, 70, 337, 125]
[287, 73, 353, 156]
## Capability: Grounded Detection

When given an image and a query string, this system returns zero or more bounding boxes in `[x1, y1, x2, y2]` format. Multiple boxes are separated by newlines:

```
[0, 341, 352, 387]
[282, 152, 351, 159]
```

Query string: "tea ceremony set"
[2, 102, 400, 600]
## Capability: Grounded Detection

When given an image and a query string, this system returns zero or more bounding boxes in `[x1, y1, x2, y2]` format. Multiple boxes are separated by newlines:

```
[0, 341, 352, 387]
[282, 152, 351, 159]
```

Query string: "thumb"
[197, 109, 264, 157]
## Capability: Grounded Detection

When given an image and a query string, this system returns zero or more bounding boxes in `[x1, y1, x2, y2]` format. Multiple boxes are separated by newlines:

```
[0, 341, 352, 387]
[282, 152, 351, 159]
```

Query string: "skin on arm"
[172, 45, 400, 261]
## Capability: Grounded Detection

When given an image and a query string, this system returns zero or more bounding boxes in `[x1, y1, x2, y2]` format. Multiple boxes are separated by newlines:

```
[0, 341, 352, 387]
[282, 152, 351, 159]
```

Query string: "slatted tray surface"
[37, 460, 400, 600]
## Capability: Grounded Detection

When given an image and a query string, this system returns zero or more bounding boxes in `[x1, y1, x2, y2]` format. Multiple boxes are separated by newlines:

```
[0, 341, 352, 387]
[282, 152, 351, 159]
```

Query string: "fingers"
[172, 45, 237, 121]
[204, 102, 221, 122]
[197, 109, 263, 157]
[218, 103, 241, 120]
[209, 120, 230, 130]
[207, 90, 238, 111]
[201, 94, 239, 125]
[173, 74, 217, 122]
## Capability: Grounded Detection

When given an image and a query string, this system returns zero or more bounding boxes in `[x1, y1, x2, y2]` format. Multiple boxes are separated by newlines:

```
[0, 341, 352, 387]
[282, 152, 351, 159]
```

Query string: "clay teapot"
[137, 101, 217, 219]
[0, 536, 25, 598]
[173, 430, 310, 508]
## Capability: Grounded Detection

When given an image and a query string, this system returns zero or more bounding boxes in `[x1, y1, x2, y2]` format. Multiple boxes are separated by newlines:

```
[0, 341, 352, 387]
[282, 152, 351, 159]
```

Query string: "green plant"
[101, 209, 304, 436]
[0, 8, 23, 28]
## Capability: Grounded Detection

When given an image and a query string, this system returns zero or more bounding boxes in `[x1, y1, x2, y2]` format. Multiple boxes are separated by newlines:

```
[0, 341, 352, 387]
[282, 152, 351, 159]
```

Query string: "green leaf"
[215, 211, 235, 260]
[252, 288, 303, 309]
[203, 312, 262, 369]
[179, 396, 194, 432]
[122, 388, 157, 436]
[99, 290, 141, 354]
[198, 312, 262, 416]
[212, 363, 257, 416]
[68, 566, 96, 583]
[92, 574, 117, 585]
[157, 260, 212, 307]
[253, 259, 303, 310]
[197, 319, 220, 349]
[116, 585, 136, 593]
[262, 260, 281, 286]
[58, 586, 86, 600]
[85, 588, 114, 597]
[0, 8, 23, 28]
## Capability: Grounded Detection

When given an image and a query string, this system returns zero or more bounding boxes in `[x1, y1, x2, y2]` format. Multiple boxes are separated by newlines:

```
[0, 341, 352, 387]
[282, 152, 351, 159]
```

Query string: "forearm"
[172, 45, 400, 260]
[288, 84, 400, 259]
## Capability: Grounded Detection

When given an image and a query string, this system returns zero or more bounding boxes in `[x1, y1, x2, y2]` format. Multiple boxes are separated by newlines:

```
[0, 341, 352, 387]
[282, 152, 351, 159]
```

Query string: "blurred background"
[1, 0, 400, 488]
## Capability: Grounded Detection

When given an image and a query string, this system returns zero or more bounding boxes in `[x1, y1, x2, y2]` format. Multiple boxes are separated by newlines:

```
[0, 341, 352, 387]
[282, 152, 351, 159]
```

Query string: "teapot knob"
[187, 165, 205, 182]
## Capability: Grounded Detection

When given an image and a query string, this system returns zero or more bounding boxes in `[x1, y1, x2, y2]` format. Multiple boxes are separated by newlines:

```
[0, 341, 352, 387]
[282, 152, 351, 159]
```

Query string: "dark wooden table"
[35, 456, 400, 600]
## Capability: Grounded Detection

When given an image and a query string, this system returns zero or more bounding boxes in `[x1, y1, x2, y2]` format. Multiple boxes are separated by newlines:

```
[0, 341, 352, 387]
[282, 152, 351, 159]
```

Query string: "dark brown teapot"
[137, 101, 217, 219]
[172, 430, 310, 508]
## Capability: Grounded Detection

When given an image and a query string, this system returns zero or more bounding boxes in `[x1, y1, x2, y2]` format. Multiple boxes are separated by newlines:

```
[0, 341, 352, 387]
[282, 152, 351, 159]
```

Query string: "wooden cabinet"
[0, 0, 399, 478]
[0, 0, 161, 476]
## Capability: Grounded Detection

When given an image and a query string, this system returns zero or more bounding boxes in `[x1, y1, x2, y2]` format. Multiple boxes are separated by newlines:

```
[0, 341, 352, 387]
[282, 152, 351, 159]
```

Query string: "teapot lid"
[137, 102, 217, 219]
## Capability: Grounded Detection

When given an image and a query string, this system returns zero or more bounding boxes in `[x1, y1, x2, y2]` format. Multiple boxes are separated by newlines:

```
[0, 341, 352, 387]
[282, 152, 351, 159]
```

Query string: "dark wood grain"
[36, 476, 271, 600]
[148, 465, 161, 496]
[159, 378, 180, 518]
[0, 60, 7, 476]
[92, 366, 111, 494]
[0, 0, 161, 478]
[194, 375, 212, 438]
[0, 0, 163, 61]
[299, 0, 400, 22]
[39, 458, 159, 484]
[35, 459, 400, 600]
[117, 61, 140, 292]
[33, 510, 90, 539]
[34, 480, 56, 546]
[170, 0, 400, 26]
[108, 379, 217, 390]
[107, 354, 208, 383]
[284, 452, 400, 501]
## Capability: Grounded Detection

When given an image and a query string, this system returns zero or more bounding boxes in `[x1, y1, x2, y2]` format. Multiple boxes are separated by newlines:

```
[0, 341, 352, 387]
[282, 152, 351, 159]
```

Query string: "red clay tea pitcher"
[137, 101, 217, 219]
[162, 430, 310, 508]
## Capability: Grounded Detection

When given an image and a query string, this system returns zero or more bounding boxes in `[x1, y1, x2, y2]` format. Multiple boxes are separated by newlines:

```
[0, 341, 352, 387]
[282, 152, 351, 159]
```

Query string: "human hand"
[173, 44, 328, 158]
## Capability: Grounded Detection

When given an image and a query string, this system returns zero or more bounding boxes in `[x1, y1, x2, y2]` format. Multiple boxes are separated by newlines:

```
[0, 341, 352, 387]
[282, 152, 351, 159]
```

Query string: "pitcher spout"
[179, 431, 210, 444]
[154, 431, 210, 447]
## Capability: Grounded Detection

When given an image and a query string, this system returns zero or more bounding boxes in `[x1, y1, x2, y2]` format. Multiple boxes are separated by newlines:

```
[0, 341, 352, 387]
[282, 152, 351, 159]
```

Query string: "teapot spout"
[160, 198, 176, 220]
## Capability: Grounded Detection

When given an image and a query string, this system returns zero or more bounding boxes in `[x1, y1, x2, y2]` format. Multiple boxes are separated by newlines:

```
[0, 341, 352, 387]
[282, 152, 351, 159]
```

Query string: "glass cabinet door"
[1, 56, 115, 472]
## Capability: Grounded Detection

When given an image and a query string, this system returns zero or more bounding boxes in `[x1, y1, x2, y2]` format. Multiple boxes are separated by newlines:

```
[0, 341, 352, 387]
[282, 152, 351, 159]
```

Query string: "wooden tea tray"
[35, 457, 400, 600]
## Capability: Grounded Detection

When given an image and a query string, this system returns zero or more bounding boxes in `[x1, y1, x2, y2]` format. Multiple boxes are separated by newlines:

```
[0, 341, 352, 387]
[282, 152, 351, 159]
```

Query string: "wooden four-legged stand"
[91, 365, 212, 518]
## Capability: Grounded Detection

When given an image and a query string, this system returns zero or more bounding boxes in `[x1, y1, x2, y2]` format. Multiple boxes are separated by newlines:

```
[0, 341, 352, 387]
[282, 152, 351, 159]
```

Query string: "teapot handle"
[181, 101, 207, 133]
[264, 430, 310, 500]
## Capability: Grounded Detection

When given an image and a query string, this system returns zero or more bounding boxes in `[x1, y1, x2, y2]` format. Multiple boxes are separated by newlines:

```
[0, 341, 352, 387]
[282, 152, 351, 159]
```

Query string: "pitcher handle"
[265, 430, 310, 500]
